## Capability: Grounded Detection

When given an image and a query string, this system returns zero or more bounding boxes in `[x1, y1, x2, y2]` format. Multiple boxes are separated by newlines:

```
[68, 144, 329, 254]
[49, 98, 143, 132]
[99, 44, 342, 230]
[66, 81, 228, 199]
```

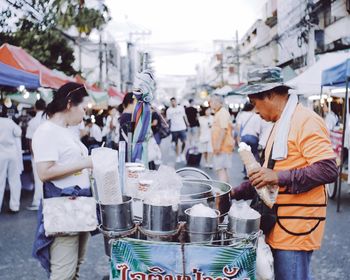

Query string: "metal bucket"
[227, 215, 261, 235]
[185, 208, 220, 243]
[180, 181, 213, 200]
[179, 179, 231, 222]
[142, 203, 178, 233]
[100, 196, 134, 231]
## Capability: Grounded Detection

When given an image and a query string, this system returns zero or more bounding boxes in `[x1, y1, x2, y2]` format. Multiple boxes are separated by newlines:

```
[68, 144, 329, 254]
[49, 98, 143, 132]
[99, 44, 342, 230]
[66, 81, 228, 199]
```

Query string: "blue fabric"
[273, 249, 313, 280]
[241, 134, 259, 161]
[32, 182, 92, 276]
[153, 131, 161, 145]
[131, 97, 151, 163]
[321, 58, 350, 87]
[0, 61, 40, 89]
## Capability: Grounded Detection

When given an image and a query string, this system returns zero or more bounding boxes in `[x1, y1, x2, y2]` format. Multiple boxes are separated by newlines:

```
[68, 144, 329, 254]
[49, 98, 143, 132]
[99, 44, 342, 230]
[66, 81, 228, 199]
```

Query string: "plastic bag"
[229, 200, 261, 219]
[92, 147, 122, 204]
[143, 165, 183, 206]
[238, 142, 278, 208]
[148, 136, 161, 162]
[256, 235, 274, 280]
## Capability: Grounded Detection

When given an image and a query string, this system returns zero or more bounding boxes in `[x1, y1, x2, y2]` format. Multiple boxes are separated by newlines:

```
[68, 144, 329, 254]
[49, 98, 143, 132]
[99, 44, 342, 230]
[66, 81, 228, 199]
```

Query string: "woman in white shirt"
[198, 107, 213, 168]
[32, 82, 93, 279]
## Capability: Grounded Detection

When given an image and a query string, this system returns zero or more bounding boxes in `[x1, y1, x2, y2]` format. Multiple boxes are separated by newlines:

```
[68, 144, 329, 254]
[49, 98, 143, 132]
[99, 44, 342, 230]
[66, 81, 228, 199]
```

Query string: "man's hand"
[249, 167, 279, 189]
[213, 147, 221, 154]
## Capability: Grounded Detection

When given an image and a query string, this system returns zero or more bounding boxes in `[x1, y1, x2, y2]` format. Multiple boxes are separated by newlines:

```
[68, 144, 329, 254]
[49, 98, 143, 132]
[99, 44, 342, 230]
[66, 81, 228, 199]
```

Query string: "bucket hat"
[239, 67, 292, 95]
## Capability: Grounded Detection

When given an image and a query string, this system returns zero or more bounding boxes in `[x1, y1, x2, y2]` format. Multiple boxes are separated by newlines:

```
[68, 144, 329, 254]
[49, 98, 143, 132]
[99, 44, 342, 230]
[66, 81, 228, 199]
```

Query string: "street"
[0, 137, 350, 279]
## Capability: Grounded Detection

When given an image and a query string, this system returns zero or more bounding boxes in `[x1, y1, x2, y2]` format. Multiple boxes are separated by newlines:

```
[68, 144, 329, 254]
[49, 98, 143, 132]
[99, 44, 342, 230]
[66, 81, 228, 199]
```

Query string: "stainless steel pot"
[180, 181, 213, 200]
[142, 203, 178, 233]
[179, 179, 231, 222]
[100, 196, 134, 231]
[227, 215, 261, 235]
[185, 208, 220, 243]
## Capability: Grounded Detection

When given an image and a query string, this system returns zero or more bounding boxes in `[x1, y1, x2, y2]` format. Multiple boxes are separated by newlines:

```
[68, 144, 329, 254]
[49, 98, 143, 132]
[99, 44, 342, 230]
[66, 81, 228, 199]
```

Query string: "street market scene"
[0, 0, 350, 279]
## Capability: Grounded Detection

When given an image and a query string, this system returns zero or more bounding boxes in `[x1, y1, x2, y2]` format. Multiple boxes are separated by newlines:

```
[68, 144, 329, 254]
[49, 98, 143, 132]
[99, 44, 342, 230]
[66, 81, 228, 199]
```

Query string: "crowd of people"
[0, 66, 341, 280]
[0, 86, 275, 214]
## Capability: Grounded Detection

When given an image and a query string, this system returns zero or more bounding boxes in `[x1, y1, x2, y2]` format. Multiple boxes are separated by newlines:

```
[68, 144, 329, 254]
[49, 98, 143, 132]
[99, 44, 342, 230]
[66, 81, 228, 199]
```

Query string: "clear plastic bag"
[92, 147, 122, 204]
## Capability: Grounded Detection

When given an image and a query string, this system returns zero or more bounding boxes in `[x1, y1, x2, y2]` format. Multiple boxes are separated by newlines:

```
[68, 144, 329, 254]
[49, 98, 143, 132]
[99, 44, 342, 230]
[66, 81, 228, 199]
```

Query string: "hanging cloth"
[131, 70, 155, 164]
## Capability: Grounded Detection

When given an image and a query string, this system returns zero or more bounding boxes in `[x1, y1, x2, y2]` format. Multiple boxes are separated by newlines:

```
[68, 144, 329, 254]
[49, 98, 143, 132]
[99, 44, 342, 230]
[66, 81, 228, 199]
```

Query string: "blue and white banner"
[110, 238, 256, 280]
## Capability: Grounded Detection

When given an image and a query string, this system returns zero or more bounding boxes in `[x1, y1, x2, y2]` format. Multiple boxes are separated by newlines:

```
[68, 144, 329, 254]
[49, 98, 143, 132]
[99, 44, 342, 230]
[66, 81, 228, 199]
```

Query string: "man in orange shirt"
[232, 67, 338, 280]
[209, 94, 234, 183]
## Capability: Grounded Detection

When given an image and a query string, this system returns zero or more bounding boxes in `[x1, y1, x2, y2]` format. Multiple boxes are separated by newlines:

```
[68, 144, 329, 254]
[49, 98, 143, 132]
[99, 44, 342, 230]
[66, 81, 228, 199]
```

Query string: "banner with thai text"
[110, 238, 256, 280]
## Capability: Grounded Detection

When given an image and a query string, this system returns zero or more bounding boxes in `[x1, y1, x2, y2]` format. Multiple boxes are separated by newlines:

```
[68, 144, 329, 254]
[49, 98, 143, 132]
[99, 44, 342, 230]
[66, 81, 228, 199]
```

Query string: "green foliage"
[111, 239, 153, 278]
[0, 0, 110, 76]
[209, 246, 257, 279]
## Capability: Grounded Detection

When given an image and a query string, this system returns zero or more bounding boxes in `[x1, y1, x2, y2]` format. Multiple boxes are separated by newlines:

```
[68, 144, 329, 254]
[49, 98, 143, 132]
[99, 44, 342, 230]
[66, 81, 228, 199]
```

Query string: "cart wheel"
[326, 181, 337, 199]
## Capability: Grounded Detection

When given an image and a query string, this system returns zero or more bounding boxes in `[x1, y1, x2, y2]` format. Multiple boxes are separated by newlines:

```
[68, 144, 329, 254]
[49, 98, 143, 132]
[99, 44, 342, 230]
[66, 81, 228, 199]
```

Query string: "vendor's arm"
[231, 181, 256, 200]
[36, 157, 92, 182]
[249, 158, 338, 194]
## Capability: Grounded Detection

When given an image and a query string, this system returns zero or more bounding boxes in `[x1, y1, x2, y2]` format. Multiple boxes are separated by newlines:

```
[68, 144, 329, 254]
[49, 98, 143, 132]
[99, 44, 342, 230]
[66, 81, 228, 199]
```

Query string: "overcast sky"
[105, 0, 264, 76]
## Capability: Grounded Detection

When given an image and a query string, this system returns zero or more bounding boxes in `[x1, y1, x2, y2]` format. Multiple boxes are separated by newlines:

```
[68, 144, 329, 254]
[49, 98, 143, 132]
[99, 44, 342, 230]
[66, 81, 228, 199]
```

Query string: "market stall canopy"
[212, 85, 234, 96]
[0, 61, 40, 89]
[321, 58, 350, 213]
[74, 75, 109, 108]
[108, 86, 125, 101]
[322, 58, 350, 87]
[287, 51, 350, 96]
[0, 43, 74, 89]
[75, 75, 102, 91]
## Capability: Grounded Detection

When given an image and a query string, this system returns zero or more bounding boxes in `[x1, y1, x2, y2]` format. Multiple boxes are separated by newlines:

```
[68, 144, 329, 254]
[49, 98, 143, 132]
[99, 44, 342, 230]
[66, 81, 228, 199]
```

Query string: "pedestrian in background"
[322, 103, 338, 132]
[32, 82, 93, 279]
[198, 106, 213, 168]
[231, 67, 338, 280]
[185, 98, 199, 147]
[26, 99, 46, 211]
[82, 117, 102, 153]
[0, 104, 22, 214]
[119, 92, 136, 143]
[166, 97, 189, 163]
[103, 106, 119, 149]
[151, 107, 162, 145]
[209, 94, 234, 183]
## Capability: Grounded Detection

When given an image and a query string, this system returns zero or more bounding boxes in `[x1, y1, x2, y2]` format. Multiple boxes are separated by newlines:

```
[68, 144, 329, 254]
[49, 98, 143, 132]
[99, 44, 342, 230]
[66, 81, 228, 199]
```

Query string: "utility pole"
[127, 41, 134, 92]
[99, 30, 103, 87]
[235, 30, 241, 84]
[220, 43, 224, 86]
[307, 25, 316, 66]
[105, 43, 109, 85]
[78, 35, 82, 73]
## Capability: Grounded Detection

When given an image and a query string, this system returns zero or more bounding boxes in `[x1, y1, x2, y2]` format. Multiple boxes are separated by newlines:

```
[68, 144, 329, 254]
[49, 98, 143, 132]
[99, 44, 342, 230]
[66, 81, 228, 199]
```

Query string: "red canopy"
[75, 75, 106, 92]
[108, 86, 125, 100]
[0, 43, 74, 89]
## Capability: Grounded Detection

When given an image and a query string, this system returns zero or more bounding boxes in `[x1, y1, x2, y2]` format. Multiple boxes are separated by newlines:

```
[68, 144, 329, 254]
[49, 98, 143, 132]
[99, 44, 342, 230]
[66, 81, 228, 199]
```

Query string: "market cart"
[96, 175, 260, 280]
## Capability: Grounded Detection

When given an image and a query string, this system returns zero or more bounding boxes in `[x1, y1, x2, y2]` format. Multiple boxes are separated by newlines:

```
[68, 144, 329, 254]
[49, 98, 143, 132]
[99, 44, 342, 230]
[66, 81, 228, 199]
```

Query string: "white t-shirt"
[32, 121, 90, 189]
[236, 111, 262, 138]
[26, 111, 46, 139]
[324, 111, 338, 132]
[102, 115, 119, 142]
[198, 115, 213, 143]
[166, 106, 187, 132]
[236, 111, 273, 148]
[90, 124, 102, 142]
[68, 121, 85, 140]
